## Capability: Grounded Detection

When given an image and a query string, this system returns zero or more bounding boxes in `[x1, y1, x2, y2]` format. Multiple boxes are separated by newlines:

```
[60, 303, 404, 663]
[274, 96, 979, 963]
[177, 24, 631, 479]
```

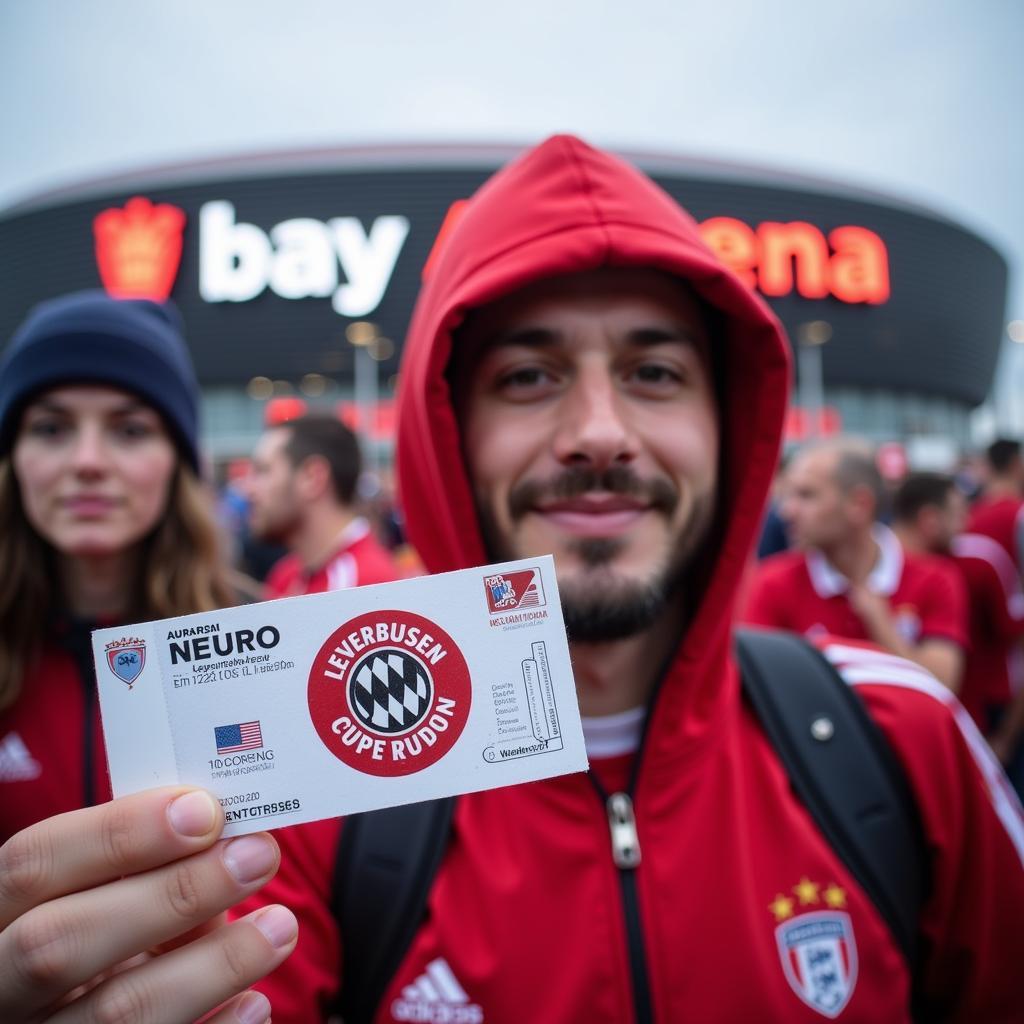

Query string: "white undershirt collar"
[581, 706, 646, 758]
[334, 515, 370, 551]
[806, 523, 904, 598]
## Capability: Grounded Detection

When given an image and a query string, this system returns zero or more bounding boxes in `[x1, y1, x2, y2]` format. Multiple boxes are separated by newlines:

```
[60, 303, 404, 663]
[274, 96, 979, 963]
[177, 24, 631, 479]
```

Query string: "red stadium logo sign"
[93, 197, 186, 302]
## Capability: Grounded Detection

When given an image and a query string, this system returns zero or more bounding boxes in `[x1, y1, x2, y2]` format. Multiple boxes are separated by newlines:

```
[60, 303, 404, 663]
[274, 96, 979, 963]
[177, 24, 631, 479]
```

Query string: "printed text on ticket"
[92, 557, 587, 836]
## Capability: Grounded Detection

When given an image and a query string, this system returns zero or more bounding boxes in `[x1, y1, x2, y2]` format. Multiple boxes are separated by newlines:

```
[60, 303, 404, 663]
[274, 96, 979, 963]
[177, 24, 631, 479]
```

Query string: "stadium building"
[0, 143, 1008, 467]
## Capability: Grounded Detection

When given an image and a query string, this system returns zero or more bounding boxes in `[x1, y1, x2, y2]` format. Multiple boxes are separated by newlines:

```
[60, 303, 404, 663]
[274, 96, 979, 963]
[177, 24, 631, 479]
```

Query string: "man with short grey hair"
[744, 436, 967, 690]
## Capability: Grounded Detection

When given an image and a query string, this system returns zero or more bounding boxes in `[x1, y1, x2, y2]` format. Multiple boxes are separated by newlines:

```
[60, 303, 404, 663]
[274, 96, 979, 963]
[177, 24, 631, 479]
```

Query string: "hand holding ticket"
[93, 557, 587, 836]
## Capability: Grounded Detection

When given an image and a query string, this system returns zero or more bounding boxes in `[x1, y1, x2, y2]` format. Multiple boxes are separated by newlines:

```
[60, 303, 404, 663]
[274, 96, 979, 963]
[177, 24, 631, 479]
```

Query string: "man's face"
[247, 427, 301, 542]
[456, 267, 719, 642]
[929, 486, 968, 552]
[1012, 455, 1024, 491]
[781, 449, 851, 550]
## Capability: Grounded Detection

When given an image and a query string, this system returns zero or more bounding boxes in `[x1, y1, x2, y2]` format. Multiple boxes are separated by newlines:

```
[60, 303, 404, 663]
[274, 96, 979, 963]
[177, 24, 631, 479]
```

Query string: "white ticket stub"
[92, 556, 587, 837]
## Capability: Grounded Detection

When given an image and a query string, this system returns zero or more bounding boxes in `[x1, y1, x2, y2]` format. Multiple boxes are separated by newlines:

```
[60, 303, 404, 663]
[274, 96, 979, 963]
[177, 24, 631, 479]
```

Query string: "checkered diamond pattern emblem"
[349, 648, 433, 734]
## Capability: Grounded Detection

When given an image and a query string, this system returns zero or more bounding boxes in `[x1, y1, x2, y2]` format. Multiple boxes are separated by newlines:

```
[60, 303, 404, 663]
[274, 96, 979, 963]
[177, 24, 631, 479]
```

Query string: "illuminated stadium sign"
[697, 218, 889, 304]
[92, 194, 891, 314]
[0, 144, 1006, 405]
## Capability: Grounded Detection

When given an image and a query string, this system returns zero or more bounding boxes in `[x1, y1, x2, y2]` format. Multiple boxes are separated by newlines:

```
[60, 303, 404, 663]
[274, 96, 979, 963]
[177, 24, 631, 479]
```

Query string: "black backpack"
[332, 628, 929, 1023]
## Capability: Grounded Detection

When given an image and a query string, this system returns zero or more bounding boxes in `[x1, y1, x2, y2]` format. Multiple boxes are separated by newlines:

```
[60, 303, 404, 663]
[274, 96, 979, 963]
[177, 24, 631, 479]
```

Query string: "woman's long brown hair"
[0, 460, 237, 712]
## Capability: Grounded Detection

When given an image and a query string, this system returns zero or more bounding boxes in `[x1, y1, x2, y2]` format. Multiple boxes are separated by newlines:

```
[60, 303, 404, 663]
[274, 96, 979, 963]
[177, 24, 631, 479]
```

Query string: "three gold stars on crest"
[769, 877, 847, 921]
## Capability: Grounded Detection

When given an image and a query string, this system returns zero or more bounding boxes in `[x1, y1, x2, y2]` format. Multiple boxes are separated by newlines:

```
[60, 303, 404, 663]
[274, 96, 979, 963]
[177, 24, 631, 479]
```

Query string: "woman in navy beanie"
[0, 289, 236, 842]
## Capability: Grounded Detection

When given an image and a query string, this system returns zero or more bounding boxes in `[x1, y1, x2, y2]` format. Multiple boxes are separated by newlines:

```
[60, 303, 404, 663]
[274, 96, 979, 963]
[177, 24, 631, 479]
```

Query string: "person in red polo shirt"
[744, 438, 967, 691]
[247, 414, 400, 598]
[892, 470, 1024, 793]
[967, 437, 1024, 578]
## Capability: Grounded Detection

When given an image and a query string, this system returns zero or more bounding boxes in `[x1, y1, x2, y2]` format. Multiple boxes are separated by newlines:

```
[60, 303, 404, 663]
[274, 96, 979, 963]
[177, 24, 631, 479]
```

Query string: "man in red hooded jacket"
[233, 136, 1024, 1022]
[1, 136, 1022, 1024]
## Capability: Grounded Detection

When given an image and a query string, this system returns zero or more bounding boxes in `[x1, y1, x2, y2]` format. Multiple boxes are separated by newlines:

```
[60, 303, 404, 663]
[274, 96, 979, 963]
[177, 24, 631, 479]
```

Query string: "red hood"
[397, 135, 790, 751]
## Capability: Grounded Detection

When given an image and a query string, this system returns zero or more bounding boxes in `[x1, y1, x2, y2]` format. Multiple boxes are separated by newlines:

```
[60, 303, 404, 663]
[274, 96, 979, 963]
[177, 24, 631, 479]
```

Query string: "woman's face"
[12, 385, 178, 558]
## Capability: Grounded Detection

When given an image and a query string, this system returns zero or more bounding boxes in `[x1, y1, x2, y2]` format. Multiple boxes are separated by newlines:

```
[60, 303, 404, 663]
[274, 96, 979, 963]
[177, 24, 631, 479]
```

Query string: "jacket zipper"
[607, 792, 642, 869]
[607, 792, 653, 1024]
[591, 777, 655, 1024]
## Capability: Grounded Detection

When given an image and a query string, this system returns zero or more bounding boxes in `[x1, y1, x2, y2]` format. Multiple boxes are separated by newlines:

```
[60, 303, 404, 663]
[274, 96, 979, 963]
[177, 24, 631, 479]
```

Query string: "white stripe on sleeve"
[824, 644, 1024, 867]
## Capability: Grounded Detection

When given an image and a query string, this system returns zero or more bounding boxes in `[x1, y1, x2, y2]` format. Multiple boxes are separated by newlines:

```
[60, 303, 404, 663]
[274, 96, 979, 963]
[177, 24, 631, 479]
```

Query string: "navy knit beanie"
[0, 290, 200, 472]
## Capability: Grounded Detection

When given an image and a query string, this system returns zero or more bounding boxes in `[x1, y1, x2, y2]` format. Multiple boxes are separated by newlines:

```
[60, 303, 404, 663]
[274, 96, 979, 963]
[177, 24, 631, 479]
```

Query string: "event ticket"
[92, 556, 587, 837]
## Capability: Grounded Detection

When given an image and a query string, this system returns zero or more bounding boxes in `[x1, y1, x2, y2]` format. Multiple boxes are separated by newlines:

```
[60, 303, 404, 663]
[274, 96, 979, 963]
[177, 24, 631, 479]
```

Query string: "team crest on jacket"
[776, 910, 858, 1018]
[104, 637, 147, 689]
[308, 610, 471, 777]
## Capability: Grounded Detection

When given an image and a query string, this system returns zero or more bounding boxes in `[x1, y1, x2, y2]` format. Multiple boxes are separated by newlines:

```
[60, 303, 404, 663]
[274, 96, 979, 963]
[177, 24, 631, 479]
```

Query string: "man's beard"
[477, 465, 715, 643]
[250, 503, 301, 546]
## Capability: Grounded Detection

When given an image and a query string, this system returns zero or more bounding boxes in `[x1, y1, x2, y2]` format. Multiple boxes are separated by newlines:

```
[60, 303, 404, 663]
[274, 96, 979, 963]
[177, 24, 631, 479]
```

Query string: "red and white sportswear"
[0, 620, 112, 845]
[237, 135, 1024, 1023]
[967, 495, 1024, 577]
[743, 525, 968, 651]
[949, 532, 1024, 725]
[264, 517, 400, 599]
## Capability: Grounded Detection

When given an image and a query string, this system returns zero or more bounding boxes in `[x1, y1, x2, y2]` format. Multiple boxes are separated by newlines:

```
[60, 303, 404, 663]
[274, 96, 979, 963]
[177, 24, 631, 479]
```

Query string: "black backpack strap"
[330, 631, 929, 1021]
[735, 627, 929, 968]
[332, 797, 456, 1024]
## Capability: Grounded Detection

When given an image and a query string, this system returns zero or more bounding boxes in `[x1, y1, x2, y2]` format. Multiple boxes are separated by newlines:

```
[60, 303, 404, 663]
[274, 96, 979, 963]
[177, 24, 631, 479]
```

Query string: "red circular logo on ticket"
[308, 610, 471, 777]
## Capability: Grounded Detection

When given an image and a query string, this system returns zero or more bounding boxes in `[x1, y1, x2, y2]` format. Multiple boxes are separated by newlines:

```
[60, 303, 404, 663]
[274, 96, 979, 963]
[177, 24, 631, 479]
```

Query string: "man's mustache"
[508, 465, 678, 520]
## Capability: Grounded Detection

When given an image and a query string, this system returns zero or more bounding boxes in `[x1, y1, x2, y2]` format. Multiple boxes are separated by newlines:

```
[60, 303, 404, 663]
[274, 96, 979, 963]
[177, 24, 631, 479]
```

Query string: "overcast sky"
[1, 1, 1021, 417]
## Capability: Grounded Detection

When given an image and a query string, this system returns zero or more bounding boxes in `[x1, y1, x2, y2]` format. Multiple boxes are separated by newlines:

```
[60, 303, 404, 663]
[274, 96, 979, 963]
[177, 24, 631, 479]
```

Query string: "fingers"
[150, 909, 230, 956]
[49, 907, 297, 1024]
[0, 833, 282, 1019]
[207, 991, 272, 1024]
[0, 787, 224, 932]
